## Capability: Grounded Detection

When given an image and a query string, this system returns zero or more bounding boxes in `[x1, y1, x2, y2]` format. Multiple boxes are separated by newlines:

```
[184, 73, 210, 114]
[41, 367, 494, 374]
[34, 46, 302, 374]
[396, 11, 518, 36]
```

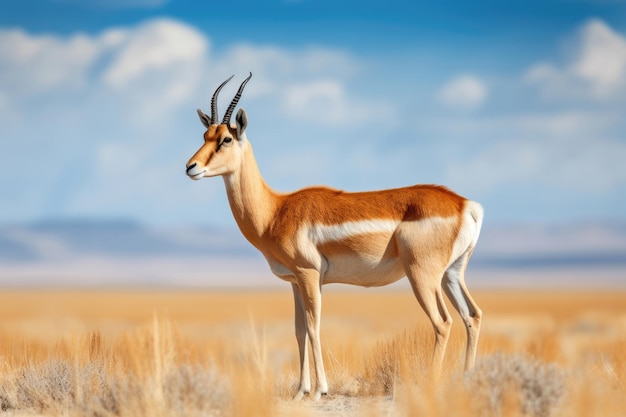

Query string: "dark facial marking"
[216, 136, 233, 153]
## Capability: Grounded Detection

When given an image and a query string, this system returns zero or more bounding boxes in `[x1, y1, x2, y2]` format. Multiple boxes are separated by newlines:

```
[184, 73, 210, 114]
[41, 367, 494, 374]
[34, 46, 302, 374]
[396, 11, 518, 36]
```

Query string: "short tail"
[466, 200, 484, 249]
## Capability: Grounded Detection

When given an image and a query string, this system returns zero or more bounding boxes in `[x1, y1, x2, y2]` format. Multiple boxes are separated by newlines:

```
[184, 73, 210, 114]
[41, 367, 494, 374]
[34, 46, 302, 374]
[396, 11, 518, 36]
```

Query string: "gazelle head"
[186, 73, 252, 180]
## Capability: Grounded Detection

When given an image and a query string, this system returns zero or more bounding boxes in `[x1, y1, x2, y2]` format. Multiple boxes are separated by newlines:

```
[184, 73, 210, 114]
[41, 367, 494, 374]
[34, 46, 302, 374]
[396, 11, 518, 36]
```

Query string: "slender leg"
[295, 269, 328, 400]
[291, 283, 311, 400]
[406, 267, 453, 381]
[443, 250, 482, 371]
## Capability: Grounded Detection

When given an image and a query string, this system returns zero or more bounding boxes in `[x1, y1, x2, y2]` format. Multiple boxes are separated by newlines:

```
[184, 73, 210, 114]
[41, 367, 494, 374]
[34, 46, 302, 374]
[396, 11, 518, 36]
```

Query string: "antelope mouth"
[186, 169, 207, 180]
[190, 171, 206, 180]
[186, 161, 207, 180]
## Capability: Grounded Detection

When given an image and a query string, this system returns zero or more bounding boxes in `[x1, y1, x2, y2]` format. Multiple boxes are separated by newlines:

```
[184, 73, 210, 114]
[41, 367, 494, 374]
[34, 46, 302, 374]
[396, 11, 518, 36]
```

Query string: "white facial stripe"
[307, 220, 399, 245]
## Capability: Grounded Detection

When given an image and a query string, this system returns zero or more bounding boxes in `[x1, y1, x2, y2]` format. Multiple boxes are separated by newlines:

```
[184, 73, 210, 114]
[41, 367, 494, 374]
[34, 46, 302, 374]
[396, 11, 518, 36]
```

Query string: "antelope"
[186, 73, 484, 400]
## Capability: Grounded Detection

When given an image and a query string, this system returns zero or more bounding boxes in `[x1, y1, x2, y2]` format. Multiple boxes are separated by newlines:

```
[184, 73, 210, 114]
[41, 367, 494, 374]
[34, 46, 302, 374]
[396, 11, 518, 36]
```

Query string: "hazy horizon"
[1, 218, 624, 289]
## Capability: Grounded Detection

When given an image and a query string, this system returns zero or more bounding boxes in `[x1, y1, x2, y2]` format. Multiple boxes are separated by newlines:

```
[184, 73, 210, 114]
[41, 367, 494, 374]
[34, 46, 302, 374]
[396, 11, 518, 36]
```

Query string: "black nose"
[186, 162, 197, 173]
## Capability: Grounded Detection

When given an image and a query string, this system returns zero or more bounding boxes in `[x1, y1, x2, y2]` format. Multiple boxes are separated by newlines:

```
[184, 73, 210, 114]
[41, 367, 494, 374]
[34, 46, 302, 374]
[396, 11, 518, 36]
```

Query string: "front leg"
[291, 283, 311, 400]
[295, 269, 328, 400]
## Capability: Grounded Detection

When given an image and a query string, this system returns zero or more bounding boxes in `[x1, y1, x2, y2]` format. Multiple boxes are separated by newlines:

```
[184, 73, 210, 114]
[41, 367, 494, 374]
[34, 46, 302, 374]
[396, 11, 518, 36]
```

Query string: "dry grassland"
[0, 288, 624, 416]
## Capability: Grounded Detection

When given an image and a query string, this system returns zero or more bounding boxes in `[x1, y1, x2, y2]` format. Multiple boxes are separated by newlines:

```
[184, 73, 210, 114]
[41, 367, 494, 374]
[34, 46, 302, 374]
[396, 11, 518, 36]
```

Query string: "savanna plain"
[0, 287, 624, 417]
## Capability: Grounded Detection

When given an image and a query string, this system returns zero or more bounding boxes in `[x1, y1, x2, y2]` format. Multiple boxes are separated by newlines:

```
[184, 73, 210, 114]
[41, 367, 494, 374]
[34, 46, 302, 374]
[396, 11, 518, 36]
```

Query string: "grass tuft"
[362, 326, 431, 396]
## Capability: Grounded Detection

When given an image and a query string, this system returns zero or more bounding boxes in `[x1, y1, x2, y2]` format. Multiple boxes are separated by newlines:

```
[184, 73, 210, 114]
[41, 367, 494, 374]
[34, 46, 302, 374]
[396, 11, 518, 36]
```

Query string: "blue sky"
[1, 0, 626, 228]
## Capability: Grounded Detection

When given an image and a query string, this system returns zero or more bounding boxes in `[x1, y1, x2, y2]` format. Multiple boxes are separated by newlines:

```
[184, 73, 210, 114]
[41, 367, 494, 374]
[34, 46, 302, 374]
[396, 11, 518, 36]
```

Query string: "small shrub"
[466, 353, 566, 417]
[0, 359, 74, 413]
[163, 363, 231, 416]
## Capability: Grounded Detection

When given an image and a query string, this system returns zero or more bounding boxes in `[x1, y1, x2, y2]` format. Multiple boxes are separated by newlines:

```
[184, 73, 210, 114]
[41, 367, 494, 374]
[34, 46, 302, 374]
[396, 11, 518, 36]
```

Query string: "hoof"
[312, 391, 328, 401]
[293, 390, 309, 401]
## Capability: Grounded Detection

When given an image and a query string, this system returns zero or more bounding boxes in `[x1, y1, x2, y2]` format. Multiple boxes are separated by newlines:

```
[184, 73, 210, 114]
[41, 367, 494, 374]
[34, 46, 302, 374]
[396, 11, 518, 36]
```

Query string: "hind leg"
[405, 265, 453, 381]
[443, 249, 482, 371]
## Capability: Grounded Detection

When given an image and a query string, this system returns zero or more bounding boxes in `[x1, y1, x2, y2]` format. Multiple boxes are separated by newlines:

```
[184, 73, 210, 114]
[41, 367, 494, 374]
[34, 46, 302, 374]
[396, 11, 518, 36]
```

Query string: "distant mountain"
[475, 221, 626, 268]
[0, 219, 257, 263]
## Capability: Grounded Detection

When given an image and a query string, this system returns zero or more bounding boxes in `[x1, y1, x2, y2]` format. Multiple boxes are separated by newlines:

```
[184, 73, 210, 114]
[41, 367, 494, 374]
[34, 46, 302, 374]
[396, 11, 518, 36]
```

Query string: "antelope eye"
[216, 136, 233, 152]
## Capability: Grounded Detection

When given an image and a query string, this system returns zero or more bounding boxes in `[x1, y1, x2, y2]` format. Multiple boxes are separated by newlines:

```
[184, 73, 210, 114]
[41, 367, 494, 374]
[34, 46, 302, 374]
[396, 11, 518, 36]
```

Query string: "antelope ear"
[235, 108, 248, 138]
[197, 108, 212, 128]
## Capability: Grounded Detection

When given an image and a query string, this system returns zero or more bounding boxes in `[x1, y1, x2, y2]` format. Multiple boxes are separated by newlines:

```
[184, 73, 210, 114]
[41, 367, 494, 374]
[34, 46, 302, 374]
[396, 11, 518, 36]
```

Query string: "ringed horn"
[210, 75, 233, 124]
[222, 72, 253, 125]
[206, 73, 253, 126]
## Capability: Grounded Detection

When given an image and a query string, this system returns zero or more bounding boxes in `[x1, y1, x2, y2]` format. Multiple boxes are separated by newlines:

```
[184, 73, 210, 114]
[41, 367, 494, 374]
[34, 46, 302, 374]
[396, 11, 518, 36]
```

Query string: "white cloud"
[456, 136, 626, 193]
[281, 79, 390, 125]
[215, 44, 358, 84]
[573, 19, 626, 95]
[0, 18, 207, 120]
[284, 80, 343, 112]
[446, 111, 626, 193]
[88, 19, 207, 130]
[436, 74, 488, 110]
[102, 19, 207, 88]
[525, 19, 626, 100]
[211, 44, 378, 125]
[0, 28, 100, 94]
[210, 45, 296, 99]
[513, 110, 617, 136]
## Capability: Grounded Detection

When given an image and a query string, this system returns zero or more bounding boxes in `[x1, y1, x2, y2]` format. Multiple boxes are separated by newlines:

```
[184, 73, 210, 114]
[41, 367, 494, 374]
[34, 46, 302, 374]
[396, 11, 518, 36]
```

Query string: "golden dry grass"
[0, 288, 624, 416]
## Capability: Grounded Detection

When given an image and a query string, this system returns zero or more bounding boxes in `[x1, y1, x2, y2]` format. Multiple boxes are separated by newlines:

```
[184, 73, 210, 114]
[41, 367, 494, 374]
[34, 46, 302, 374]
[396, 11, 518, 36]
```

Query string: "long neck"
[222, 141, 280, 247]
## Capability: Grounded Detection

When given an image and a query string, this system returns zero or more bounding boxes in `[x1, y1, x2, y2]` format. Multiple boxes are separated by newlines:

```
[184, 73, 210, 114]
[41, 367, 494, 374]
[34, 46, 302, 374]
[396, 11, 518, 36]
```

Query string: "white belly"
[266, 252, 405, 287]
[322, 253, 405, 287]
